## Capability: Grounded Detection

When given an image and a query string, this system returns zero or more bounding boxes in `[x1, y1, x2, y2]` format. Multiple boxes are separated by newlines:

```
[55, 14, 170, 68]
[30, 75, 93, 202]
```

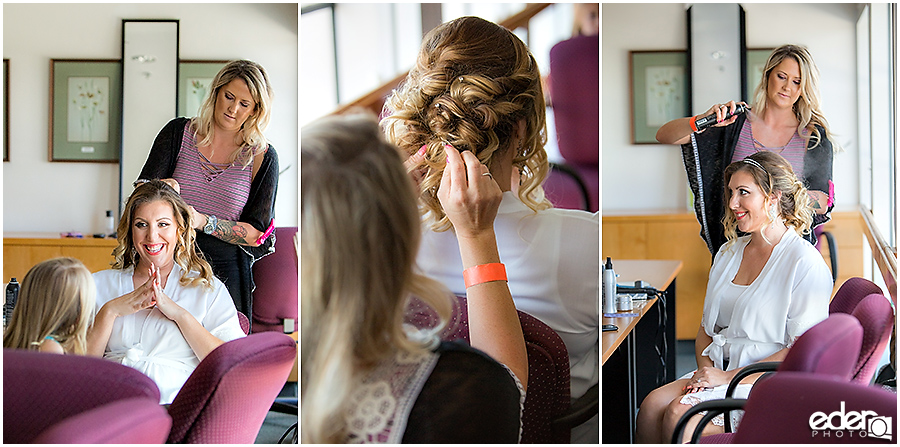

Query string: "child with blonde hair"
[3, 257, 96, 355]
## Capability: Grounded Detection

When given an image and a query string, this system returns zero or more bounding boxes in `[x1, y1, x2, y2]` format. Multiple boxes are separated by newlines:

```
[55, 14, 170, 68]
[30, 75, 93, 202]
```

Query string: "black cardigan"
[680, 113, 834, 255]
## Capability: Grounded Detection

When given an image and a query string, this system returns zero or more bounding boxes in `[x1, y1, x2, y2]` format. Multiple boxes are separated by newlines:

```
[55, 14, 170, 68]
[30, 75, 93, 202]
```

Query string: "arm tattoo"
[213, 218, 251, 246]
[810, 197, 822, 210]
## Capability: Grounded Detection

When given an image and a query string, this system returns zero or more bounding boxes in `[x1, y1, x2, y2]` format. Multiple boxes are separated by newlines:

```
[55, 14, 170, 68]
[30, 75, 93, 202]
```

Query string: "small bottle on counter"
[602, 257, 617, 314]
[105, 210, 116, 237]
[5, 278, 20, 328]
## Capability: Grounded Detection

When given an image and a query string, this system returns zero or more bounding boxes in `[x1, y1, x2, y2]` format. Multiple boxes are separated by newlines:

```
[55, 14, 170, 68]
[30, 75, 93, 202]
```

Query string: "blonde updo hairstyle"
[111, 180, 214, 289]
[2, 257, 95, 355]
[722, 151, 813, 246]
[751, 44, 834, 151]
[192, 59, 273, 167]
[301, 113, 451, 443]
[382, 16, 551, 232]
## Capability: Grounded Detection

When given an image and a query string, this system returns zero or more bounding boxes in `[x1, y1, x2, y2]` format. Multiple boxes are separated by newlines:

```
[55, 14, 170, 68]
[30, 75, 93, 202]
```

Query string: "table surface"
[601, 259, 683, 364]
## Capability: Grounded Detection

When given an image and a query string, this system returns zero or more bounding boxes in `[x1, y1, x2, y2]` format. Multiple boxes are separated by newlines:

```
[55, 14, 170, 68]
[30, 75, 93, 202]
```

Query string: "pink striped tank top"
[171, 122, 252, 221]
[731, 119, 807, 179]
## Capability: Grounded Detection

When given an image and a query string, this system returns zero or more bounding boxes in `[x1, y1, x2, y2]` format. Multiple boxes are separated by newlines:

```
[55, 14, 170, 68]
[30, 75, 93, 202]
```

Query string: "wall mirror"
[120, 19, 179, 215]
[686, 4, 746, 115]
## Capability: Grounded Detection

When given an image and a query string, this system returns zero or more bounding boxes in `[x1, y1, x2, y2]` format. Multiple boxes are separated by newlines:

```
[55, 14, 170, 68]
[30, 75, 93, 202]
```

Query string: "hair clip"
[458, 76, 464, 82]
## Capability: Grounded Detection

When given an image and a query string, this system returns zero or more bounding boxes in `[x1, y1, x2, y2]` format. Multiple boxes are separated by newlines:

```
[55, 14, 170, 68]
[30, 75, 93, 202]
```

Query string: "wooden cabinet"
[603, 210, 864, 339]
[3, 233, 118, 282]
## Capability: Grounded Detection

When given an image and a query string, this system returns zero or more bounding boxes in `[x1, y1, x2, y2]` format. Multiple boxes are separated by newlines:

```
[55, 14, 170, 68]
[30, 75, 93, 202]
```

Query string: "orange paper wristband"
[463, 263, 508, 288]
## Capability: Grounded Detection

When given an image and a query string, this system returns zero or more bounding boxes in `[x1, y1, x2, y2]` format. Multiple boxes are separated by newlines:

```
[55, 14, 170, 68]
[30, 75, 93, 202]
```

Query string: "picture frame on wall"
[745, 48, 774, 101]
[4, 59, 9, 162]
[629, 50, 689, 144]
[178, 60, 228, 118]
[49, 59, 122, 162]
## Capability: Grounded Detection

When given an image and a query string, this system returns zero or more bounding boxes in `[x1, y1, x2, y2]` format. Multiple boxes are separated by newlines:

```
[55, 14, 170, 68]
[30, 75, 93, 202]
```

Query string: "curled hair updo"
[722, 151, 814, 246]
[382, 16, 551, 231]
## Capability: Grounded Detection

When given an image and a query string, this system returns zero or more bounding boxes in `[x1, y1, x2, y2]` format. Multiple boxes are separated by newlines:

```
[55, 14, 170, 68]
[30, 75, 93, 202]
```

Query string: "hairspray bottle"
[5, 278, 19, 328]
[603, 257, 617, 314]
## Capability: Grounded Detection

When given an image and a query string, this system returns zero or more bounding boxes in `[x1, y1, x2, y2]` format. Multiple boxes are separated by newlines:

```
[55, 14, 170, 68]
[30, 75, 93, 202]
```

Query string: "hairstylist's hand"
[102, 275, 156, 318]
[188, 206, 206, 231]
[438, 147, 502, 239]
[160, 178, 181, 194]
[701, 100, 747, 128]
[403, 145, 428, 186]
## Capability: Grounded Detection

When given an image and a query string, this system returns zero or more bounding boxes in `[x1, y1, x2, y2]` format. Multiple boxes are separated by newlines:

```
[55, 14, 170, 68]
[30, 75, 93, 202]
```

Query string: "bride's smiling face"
[132, 199, 179, 270]
[728, 170, 773, 234]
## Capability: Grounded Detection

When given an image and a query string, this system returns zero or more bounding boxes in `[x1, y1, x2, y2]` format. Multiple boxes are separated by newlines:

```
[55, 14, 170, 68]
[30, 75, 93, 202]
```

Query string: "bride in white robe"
[635, 152, 833, 443]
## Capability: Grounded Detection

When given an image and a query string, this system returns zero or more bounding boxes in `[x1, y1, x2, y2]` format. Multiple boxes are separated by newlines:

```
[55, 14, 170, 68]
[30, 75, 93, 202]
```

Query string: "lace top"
[344, 341, 524, 443]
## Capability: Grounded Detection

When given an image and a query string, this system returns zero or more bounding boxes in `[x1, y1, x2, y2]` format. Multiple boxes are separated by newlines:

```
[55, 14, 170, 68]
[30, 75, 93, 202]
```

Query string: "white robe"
[93, 264, 246, 404]
[701, 229, 833, 371]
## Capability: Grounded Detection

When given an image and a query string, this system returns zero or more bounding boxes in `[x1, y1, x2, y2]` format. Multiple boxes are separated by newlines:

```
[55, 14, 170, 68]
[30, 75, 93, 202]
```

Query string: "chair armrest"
[723, 361, 779, 432]
[725, 362, 780, 398]
[551, 383, 598, 430]
[671, 398, 746, 444]
[34, 398, 171, 444]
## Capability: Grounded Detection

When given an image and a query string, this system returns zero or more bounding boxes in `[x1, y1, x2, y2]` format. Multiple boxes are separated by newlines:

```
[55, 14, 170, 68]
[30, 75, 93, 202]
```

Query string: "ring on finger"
[482, 172, 493, 178]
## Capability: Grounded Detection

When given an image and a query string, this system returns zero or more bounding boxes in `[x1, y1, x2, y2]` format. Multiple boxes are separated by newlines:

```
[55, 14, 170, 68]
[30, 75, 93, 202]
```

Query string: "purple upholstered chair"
[830, 277, 884, 315]
[847, 293, 895, 384]
[238, 311, 250, 335]
[677, 372, 897, 444]
[406, 295, 594, 443]
[549, 34, 599, 213]
[829, 278, 895, 384]
[33, 397, 171, 444]
[166, 332, 296, 443]
[544, 162, 591, 211]
[3, 348, 166, 443]
[251, 226, 298, 334]
[679, 313, 864, 443]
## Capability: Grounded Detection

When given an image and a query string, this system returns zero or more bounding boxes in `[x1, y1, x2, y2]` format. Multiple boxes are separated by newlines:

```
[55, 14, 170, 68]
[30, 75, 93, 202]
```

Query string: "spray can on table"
[602, 257, 617, 314]
[5, 278, 19, 328]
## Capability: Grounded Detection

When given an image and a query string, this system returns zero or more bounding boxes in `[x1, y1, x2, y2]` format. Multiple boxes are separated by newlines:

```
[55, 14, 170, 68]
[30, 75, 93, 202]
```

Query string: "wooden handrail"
[859, 205, 897, 303]
[333, 3, 553, 116]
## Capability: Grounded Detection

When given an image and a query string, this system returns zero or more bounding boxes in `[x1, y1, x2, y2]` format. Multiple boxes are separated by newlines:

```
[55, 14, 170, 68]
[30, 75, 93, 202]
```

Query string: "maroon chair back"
[544, 163, 590, 211]
[849, 293, 895, 384]
[830, 277, 883, 315]
[3, 348, 162, 443]
[238, 311, 250, 335]
[549, 34, 598, 166]
[549, 34, 599, 212]
[406, 295, 572, 443]
[732, 372, 897, 443]
[166, 332, 297, 443]
[33, 397, 171, 444]
[251, 227, 299, 333]
[779, 313, 862, 379]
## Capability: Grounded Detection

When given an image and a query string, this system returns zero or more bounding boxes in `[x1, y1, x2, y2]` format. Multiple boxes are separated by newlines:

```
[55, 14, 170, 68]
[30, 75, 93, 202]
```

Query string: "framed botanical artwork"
[4, 59, 9, 162]
[178, 60, 228, 118]
[745, 48, 773, 101]
[629, 50, 689, 144]
[49, 59, 122, 162]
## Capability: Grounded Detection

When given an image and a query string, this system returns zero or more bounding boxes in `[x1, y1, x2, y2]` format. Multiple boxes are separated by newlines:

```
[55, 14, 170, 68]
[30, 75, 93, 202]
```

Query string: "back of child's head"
[2, 257, 95, 355]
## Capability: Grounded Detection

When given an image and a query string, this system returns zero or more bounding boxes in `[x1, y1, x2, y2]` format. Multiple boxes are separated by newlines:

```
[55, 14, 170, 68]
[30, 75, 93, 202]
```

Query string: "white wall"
[3, 3, 298, 234]
[602, 3, 860, 212]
